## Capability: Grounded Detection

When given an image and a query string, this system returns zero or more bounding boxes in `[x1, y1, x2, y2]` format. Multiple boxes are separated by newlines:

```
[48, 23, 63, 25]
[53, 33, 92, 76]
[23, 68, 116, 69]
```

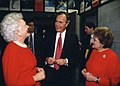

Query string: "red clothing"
[86, 48, 120, 86]
[2, 42, 40, 86]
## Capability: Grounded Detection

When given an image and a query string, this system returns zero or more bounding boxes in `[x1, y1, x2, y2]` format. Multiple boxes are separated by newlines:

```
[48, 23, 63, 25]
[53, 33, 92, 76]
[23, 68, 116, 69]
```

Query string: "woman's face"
[18, 19, 29, 38]
[91, 36, 103, 50]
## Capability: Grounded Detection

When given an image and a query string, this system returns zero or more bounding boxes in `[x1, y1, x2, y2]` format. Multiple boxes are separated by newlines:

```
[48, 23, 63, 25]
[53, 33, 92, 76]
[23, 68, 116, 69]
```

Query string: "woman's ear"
[18, 32, 21, 36]
[14, 30, 21, 36]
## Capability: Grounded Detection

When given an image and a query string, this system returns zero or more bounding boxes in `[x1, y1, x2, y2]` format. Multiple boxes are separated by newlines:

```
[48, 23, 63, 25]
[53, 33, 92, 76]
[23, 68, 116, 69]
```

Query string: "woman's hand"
[81, 68, 98, 82]
[85, 72, 97, 82]
[82, 68, 87, 77]
[33, 67, 45, 81]
[37, 67, 45, 73]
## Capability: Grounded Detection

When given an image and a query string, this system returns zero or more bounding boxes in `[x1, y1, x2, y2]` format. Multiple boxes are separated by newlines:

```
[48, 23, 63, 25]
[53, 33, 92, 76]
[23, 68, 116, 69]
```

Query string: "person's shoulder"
[3, 42, 16, 53]
[107, 48, 116, 55]
[107, 48, 119, 60]
[6, 42, 13, 47]
[68, 32, 78, 39]
[66, 30, 77, 36]
[5, 42, 16, 49]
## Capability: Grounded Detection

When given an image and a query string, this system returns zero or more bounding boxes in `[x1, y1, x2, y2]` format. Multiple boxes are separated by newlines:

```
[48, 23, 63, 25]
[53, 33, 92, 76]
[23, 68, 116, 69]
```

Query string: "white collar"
[13, 41, 27, 48]
[57, 29, 66, 36]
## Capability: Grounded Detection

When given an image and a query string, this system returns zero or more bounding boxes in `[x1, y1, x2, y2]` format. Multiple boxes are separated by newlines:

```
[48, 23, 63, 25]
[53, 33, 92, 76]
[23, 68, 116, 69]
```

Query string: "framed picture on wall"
[80, 0, 85, 13]
[9, 0, 20, 11]
[35, 0, 44, 12]
[45, 0, 55, 12]
[101, 0, 109, 4]
[92, 0, 100, 8]
[0, 0, 9, 10]
[68, 0, 79, 13]
[21, 0, 33, 11]
[56, 0, 67, 12]
[85, 0, 92, 11]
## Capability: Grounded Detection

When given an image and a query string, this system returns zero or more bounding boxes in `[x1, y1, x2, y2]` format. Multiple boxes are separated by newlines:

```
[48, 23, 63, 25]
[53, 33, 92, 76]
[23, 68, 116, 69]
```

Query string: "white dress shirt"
[47, 30, 68, 67]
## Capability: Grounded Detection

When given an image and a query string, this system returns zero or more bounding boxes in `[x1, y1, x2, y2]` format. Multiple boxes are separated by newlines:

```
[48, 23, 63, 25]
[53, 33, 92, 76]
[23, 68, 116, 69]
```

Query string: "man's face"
[84, 25, 93, 35]
[55, 14, 69, 33]
[28, 22, 35, 34]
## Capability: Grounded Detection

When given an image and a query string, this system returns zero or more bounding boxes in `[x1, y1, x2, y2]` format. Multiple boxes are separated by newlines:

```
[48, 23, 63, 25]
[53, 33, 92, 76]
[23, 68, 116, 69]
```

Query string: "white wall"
[98, 0, 120, 58]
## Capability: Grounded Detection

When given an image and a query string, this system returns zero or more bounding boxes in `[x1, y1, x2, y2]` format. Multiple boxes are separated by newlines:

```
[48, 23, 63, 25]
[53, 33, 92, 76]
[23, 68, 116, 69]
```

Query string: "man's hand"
[46, 57, 56, 65]
[55, 59, 66, 65]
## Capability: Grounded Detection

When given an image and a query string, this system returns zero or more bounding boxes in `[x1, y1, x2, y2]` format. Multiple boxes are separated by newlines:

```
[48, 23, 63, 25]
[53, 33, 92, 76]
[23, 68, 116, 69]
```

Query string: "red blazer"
[2, 42, 40, 86]
[86, 49, 120, 86]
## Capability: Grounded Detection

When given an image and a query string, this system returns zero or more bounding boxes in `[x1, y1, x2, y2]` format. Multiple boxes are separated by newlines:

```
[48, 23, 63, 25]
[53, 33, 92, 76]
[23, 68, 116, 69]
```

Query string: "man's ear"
[65, 20, 70, 27]
[91, 27, 93, 30]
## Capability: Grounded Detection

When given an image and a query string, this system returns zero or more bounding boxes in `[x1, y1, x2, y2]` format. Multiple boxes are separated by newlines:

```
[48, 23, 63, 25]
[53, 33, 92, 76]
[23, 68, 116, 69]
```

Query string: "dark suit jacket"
[42, 29, 81, 86]
[81, 34, 93, 62]
[78, 34, 94, 85]
[0, 35, 7, 86]
[25, 27, 44, 67]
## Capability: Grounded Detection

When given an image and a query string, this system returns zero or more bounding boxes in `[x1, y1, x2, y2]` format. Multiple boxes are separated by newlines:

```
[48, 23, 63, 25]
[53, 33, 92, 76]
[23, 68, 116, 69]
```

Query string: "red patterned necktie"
[54, 33, 62, 70]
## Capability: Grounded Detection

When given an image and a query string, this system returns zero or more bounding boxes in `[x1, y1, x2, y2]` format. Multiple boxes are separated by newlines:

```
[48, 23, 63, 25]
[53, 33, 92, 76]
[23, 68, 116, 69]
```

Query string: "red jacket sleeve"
[99, 53, 120, 85]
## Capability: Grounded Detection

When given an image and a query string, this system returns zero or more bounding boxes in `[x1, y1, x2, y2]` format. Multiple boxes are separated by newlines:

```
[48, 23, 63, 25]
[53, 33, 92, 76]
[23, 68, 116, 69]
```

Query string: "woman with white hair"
[0, 12, 45, 86]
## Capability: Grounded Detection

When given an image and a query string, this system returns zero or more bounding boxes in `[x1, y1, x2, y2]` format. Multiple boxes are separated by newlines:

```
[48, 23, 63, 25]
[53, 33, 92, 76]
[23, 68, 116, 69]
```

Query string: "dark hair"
[56, 11, 70, 23]
[94, 27, 114, 48]
[84, 21, 96, 30]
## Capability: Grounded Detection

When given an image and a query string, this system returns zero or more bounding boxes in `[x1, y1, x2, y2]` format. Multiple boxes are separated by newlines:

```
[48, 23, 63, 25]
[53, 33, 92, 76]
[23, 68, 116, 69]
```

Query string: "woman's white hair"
[0, 12, 23, 42]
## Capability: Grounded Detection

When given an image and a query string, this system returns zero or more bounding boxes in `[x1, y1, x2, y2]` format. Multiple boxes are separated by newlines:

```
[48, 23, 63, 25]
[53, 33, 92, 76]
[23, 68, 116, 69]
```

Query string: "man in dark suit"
[25, 21, 44, 67]
[81, 21, 96, 61]
[0, 34, 7, 86]
[79, 21, 96, 85]
[42, 12, 80, 86]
